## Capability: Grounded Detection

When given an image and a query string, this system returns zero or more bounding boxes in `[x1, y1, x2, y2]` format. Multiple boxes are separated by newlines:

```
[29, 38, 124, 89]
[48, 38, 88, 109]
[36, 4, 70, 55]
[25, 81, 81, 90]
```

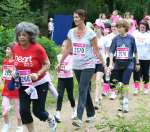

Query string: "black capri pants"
[19, 82, 49, 124]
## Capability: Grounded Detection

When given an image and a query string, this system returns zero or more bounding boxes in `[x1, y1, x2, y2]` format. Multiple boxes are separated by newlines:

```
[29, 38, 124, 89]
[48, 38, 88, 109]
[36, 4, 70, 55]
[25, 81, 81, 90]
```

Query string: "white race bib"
[3, 65, 14, 80]
[116, 47, 129, 59]
[19, 70, 32, 86]
[73, 43, 85, 56]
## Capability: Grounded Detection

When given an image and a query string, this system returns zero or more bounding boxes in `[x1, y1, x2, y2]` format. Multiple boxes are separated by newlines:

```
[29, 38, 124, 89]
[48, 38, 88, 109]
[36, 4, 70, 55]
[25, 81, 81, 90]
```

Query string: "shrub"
[37, 37, 60, 69]
[0, 26, 15, 64]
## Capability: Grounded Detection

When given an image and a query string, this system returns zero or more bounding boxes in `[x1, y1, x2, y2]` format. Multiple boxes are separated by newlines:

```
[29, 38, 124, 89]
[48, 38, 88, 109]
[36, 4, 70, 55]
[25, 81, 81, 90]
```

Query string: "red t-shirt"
[1, 59, 19, 98]
[13, 43, 48, 80]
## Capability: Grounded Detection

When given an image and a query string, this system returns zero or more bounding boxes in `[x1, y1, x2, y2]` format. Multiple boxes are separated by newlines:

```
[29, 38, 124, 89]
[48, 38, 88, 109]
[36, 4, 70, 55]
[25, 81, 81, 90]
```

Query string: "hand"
[30, 73, 38, 81]
[135, 64, 140, 71]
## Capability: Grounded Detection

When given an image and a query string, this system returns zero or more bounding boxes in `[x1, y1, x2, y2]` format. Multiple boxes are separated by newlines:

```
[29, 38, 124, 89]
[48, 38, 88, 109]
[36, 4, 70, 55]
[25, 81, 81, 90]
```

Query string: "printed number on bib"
[19, 70, 32, 86]
[3, 65, 14, 80]
[73, 43, 85, 56]
[60, 62, 68, 71]
[116, 47, 129, 59]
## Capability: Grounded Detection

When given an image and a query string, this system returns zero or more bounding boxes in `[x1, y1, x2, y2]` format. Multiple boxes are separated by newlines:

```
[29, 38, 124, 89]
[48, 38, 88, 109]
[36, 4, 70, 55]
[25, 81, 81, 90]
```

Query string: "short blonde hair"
[116, 19, 130, 32]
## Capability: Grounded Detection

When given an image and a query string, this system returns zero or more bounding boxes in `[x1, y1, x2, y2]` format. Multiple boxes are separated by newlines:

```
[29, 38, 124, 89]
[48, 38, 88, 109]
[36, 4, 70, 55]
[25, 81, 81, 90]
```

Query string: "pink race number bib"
[19, 70, 32, 86]
[116, 47, 129, 59]
[73, 43, 85, 56]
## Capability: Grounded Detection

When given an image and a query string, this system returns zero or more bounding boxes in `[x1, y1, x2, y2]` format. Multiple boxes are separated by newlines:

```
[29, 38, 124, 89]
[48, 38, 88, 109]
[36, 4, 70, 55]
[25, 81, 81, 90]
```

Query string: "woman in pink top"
[111, 10, 120, 23]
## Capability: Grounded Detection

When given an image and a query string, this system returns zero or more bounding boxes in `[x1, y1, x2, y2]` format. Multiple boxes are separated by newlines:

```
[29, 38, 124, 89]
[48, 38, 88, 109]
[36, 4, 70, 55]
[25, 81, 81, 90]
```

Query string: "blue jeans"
[74, 69, 95, 120]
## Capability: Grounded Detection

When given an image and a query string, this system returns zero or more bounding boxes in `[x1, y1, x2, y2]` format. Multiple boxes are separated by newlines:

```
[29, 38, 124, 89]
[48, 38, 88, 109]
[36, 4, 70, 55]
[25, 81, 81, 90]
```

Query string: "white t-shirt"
[132, 30, 150, 60]
[95, 36, 106, 64]
[104, 32, 118, 48]
[48, 22, 54, 31]
[67, 28, 96, 69]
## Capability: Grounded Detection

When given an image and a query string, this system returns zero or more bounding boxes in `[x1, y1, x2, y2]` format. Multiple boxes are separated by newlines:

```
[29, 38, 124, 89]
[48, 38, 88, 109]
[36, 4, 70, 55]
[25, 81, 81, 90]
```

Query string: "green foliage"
[37, 37, 60, 69]
[0, 0, 40, 27]
[48, 0, 150, 23]
[96, 113, 150, 132]
[0, 26, 15, 63]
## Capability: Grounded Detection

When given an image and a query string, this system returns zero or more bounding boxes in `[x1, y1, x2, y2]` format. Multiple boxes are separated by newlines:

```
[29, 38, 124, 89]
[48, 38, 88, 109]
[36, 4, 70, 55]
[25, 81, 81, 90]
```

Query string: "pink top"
[111, 15, 119, 23]
[57, 54, 73, 78]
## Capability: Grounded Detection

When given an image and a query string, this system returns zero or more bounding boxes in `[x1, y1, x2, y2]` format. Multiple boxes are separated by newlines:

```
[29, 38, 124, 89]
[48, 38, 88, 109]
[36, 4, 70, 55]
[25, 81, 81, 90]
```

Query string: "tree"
[0, 0, 39, 27]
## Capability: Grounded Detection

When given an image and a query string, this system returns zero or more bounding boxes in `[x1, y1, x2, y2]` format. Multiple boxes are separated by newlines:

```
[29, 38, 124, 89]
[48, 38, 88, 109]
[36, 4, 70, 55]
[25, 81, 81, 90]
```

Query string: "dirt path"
[0, 90, 150, 132]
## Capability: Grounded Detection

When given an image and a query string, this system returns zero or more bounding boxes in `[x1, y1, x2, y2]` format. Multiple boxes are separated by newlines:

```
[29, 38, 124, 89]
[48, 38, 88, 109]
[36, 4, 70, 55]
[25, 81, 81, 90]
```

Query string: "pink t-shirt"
[57, 54, 73, 78]
[111, 15, 119, 23]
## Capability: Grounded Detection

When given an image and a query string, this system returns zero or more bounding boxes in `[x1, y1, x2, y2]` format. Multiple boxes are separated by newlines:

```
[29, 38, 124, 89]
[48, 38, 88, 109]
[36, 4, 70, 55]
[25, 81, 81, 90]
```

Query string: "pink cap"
[94, 20, 105, 29]
[144, 15, 150, 20]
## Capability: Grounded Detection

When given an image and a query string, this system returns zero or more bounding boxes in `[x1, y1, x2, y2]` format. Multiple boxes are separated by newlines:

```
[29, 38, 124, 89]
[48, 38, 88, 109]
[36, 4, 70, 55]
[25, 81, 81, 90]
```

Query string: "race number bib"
[19, 70, 32, 86]
[116, 47, 129, 59]
[60, 62, 67, 71]
[3, 65, 14, 80]
[73, 43, 86, 56]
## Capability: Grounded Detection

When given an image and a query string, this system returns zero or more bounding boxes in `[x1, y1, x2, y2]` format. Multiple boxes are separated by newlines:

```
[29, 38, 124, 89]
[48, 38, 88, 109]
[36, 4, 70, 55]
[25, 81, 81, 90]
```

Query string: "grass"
[95, 92, 150, 132]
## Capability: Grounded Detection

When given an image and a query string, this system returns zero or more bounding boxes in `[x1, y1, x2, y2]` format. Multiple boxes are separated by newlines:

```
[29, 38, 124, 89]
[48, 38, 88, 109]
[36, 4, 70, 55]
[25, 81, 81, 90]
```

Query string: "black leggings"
[133, 60, 150, 84]
[56, 77, 75, 111]
[19, 82, 49, 124]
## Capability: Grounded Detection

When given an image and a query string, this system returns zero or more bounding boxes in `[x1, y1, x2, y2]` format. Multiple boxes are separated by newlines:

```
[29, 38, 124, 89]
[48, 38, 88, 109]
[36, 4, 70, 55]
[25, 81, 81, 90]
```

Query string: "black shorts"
[94, 64, 104, 73]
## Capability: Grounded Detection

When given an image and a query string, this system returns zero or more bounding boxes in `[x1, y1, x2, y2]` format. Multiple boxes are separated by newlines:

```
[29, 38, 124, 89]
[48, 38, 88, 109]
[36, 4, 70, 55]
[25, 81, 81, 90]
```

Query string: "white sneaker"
[71, 108, 77, 119]
[86, 115, 96, 123]
[1, 123, 10, 132]
[144, 89, 149, 94]
[110, 91, 117, 100]
[16, 126, 23, 132]
[49, 116, 57, 132]
[54, 111, 61, 123]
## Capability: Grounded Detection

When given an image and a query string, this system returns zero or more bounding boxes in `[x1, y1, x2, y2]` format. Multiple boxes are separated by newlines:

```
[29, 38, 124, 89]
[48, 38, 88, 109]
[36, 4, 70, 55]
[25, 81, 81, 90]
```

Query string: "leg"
[95, 72, 103, 102]
[86, 85, 95, 117]
[74, 69, 94, 120]
[19, 86, 33, 131]
[2, 96, 10, 124]
[32, 82, 49, 121]
[132, 65, 141, 92]
[121, 68, 133, 112]
[56, 78, 66, 111]
[65, 78, 76, 118]
[109, 69, 118, 99]
[65, 78, 75, 108]
[140, 60, 150, 93]
[1, 96, 11, 132]
[13, 98, 22, 126]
